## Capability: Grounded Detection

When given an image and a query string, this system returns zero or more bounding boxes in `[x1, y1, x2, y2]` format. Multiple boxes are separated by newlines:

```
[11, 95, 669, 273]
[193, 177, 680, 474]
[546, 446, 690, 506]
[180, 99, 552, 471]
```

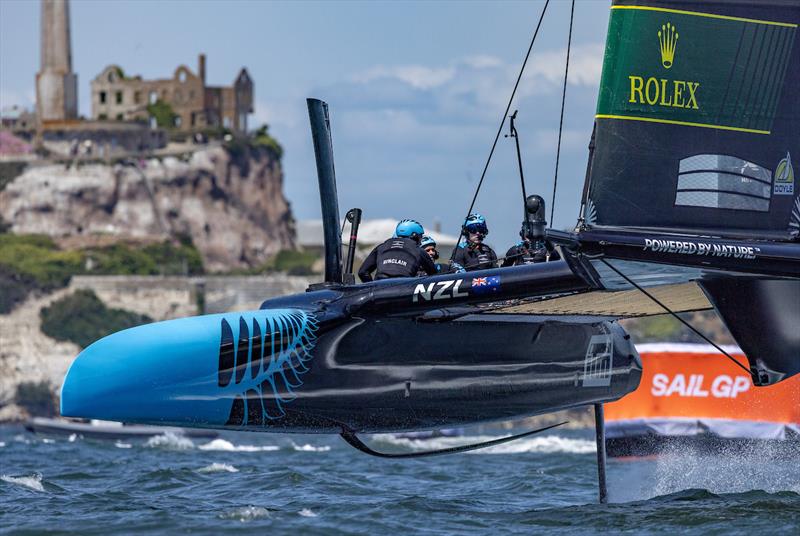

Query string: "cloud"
[353, 65, 456, 90]
[280, 42, 606, 236]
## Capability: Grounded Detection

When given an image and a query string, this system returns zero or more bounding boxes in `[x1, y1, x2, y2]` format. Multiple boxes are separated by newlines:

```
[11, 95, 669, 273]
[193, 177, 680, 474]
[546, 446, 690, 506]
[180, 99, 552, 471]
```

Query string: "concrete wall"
[69, 274, 314, 318]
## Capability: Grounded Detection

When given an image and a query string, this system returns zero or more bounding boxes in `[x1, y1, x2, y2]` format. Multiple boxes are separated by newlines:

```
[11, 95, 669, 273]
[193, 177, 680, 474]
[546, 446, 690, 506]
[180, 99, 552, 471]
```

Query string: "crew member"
[452, 213, 497, 271]
[501, 226, 561, 267]
[358, 219, 438, 282]
[417, 235, 463, 275]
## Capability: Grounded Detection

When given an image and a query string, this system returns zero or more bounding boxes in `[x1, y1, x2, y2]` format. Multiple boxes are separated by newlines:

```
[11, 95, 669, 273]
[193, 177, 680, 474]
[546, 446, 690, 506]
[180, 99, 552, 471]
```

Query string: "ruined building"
[90, 55, 254, 133]
[36, 0, 78, 123]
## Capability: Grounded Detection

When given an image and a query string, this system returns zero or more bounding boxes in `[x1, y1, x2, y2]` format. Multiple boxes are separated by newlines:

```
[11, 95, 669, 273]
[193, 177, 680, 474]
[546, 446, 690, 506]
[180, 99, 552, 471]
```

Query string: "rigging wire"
[550, 0, 575, 225]
[450, 0, 550, 260]
[599, 259, 752, 376]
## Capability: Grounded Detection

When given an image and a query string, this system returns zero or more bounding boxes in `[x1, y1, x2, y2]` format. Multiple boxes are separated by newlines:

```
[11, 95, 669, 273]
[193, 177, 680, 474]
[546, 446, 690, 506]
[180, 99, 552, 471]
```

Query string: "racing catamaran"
[60, 0, 799, 502]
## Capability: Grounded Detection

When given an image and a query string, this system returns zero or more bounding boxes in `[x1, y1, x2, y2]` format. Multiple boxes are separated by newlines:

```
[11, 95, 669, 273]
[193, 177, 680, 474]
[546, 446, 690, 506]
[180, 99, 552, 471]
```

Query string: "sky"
[0, 0, 612, 244]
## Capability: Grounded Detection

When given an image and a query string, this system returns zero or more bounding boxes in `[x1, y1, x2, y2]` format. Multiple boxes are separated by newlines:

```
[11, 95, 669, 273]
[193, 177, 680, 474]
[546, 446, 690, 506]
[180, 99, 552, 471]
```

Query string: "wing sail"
[585, 0, 799, 238]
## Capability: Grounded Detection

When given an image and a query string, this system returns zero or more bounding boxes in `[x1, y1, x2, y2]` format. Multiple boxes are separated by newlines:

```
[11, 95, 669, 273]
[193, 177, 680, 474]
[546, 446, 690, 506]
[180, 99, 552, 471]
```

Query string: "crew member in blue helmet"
[452, 213, 497, 271]
[358, 219, 438, 282]
[501, 225, 561, 267]
[418, 235, 467, 275]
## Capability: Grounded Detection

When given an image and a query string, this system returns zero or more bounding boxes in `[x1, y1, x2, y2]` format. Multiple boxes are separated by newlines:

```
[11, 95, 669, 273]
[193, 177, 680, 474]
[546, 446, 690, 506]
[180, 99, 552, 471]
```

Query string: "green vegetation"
[622, 315, 683, 342]
[147, 99, 179, 129]
[0, 234, 204, 313]
[251, 124, 284, 160]
[0, 161, 28, 193]
[227, 249, 319, 276]
[84, 239, 203, 277]
[265, 249, 318, 276]
[0, 234, 83, 313]
[40, 289, 152, 349]
[15, 381, 57, 417]
[621, 311, 733, 345]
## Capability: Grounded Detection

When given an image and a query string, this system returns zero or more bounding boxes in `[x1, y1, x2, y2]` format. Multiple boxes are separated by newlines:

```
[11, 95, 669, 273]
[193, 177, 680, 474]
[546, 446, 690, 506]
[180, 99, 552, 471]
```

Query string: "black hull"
[225, 313, 642, 433]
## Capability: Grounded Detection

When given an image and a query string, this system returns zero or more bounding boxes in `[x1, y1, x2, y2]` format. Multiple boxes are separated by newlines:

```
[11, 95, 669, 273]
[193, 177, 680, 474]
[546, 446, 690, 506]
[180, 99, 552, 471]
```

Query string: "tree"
[147, 99, 179, 128]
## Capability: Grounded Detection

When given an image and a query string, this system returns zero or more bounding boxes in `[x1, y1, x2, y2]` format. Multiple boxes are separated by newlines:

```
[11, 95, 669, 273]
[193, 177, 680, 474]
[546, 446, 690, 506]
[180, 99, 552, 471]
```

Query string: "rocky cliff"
[0, 144, 295, 271]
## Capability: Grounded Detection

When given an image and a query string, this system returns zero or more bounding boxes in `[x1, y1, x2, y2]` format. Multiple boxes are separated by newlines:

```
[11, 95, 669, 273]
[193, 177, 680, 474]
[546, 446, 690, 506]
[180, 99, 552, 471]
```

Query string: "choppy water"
[1, 425, 798, 534]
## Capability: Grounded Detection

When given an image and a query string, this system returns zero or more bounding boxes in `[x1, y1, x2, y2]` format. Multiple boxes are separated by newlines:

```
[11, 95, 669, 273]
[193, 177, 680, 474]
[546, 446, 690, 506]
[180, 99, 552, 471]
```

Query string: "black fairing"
[700, 279, 800, 385]
[244, 312, 641, 433]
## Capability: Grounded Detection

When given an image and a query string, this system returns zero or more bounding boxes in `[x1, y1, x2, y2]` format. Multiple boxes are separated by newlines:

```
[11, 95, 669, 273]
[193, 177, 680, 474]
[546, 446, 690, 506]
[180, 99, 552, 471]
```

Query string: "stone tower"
[36, 0, 78, 122]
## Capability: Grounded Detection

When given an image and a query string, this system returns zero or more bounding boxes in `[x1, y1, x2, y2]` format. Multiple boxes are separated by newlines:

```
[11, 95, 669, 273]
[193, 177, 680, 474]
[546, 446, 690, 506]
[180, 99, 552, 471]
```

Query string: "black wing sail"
[585, 0, 799, 238]
[562, 0, 800, 385]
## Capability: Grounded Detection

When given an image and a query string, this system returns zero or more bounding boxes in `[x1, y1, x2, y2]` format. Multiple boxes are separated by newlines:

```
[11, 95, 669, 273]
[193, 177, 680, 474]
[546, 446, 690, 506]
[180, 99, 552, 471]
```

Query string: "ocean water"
[1, 425, 798, 535]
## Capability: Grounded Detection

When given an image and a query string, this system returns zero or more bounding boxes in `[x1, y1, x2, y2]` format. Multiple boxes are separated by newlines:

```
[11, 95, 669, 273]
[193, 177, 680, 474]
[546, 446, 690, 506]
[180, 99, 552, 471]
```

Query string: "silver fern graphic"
[790, 196, 800, 238]
[217, 310, 319, 425]
[584, 198, 598, 226]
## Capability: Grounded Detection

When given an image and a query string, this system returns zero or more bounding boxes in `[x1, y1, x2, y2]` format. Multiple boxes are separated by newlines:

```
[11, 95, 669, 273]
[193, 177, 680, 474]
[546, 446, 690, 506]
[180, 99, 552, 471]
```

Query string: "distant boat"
[605, 344, 800, 457]
[25, 417, 219, 440]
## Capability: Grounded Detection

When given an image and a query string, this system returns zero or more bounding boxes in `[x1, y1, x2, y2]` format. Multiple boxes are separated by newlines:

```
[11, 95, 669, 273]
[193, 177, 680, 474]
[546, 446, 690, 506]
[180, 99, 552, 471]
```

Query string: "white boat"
[24, 417, 218, 440]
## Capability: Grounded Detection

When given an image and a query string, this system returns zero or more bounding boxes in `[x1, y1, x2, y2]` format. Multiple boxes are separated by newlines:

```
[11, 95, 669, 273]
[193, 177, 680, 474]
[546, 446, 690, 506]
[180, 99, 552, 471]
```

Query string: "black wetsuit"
[359, 237, 438, 282]
[451, 242, 498, 272]
[501, 240, 561, 267]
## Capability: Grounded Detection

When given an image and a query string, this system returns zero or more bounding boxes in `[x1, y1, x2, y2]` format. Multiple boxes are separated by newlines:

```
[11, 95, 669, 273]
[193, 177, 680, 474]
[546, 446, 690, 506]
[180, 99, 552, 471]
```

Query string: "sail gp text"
[643, 239, 757, 259]
[652, 373, 750, 398]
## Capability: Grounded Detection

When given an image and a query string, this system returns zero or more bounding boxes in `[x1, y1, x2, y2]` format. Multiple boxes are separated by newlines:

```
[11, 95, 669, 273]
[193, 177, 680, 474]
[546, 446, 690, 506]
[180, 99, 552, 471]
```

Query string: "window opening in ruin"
[149, 91, 157, 104]
[223, 116, 231, 128]
[98, 113, 108, 120]
[175, 116, 182, 128]
[116, 91, 123, 104]
[108, 71, 116, 83]
[179, 70, 187, 83]
[175, 89, 182, 103]
[116, 113, 124, 121]
[134, 91, 141, 104]
[99, 91, 107, 104]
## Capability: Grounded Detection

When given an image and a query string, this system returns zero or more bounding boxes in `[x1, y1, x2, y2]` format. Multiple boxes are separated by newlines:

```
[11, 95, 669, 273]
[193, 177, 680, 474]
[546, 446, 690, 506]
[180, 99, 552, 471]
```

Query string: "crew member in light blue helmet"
[358, 219, 438, 282]
[418, 235, 465, 275]
[452, 213, 497, 271]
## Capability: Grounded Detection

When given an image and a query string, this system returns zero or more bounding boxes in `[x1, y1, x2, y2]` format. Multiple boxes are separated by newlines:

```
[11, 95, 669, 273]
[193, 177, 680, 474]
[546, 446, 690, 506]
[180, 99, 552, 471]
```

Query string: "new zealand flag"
[471, 275, 501, 295]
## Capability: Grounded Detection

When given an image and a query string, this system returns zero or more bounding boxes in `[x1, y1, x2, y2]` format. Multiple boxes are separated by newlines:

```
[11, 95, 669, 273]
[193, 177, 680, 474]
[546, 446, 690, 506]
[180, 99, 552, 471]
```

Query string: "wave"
[197, 439, 279, 452]
[1, 473, 45, 492]
[218, 506, 270, 521]
[144, 432, 195, 450]
[0, 441, 5, 448]
[198, 463, 239, 473]
[41, 438, 56, 444]
[114, 441, 133, 449]
[291, 443, 331, 452]
[298, 508, 318, 517]
[372, 434, 596, 455]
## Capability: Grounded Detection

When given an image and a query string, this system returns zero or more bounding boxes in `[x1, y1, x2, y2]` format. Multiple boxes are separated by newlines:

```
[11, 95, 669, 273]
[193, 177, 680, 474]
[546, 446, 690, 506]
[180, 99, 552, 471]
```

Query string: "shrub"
[84, 240, 204, 276]
[0, 234, 84, 312]
[15, 381, 57, 417]
[0, 161, 28, 192]
[252, 124, 283, 160]
[269, 249, 318, 275]
[40, 289, 152, 348]
[147, 99, 178, 129]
